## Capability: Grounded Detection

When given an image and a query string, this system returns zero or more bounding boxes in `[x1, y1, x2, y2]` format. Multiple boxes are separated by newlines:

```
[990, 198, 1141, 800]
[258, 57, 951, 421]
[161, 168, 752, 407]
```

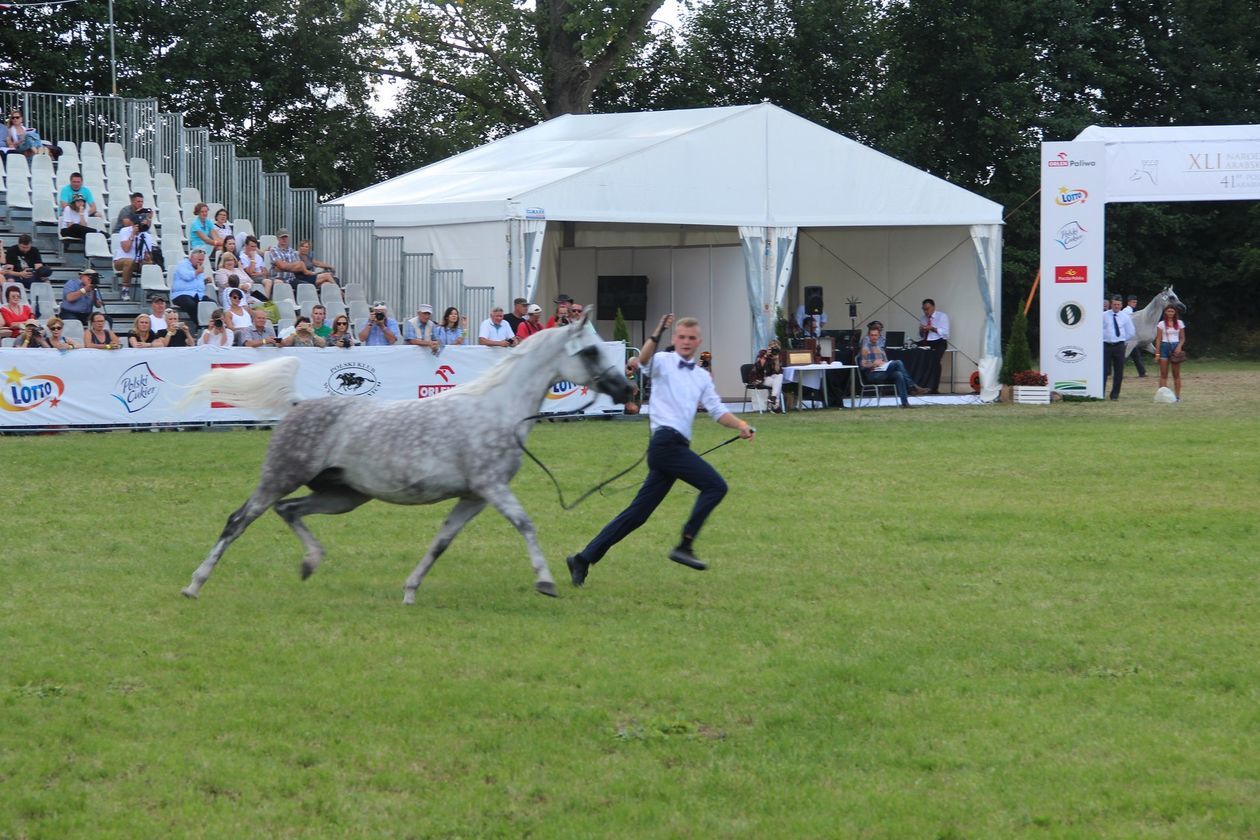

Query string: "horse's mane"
[451, 327, 570, 396]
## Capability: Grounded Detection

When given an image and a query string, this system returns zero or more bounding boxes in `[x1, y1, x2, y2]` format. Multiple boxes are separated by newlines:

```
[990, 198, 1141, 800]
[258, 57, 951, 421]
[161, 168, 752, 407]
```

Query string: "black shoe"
[566, 554, 589, 587]
[668, 547, 707, 571]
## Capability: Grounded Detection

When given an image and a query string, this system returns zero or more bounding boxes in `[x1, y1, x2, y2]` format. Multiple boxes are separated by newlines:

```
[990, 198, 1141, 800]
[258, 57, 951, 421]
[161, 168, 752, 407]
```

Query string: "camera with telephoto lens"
[338, 337, 353, 348]
[375, 311, 385, 321]
[135, 208, 152, 230]
[213, 317, 224, 329]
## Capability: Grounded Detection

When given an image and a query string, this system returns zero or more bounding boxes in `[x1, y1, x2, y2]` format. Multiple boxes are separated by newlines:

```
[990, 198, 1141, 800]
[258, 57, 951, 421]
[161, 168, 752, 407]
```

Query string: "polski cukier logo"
[1, 366, 65, 412]
[112, 362, 164, 413]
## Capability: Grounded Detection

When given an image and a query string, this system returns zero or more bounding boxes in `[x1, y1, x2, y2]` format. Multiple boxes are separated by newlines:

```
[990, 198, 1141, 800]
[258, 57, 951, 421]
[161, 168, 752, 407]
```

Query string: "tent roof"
[335, 104, 1002, 228]
[1075, 124, 1260, 143]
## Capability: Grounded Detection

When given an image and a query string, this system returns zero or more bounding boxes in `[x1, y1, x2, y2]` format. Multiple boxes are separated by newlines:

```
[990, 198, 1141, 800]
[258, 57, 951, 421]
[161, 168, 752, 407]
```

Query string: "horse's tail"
[176, 356, 303, 414]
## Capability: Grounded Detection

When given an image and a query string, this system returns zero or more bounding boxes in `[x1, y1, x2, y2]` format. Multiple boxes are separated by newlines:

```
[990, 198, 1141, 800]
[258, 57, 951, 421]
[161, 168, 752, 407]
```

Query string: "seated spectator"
[358, 301, 399, 346]
[199, 308, 233, 347]
[857, 325, 927, 409]
[327, 314, 357, 348]
[504, 298, 528, 334]
[5, 110, 43, 159]
[290, 239, 338, 290]
[146, 296, 170, 338]
[478, 307, 516, 347]
[15, 319, 48, 348]
[112, 220, 141, 302]
[129, 314, 165, 348]
[515, 303, 544, 342]
[83, 311, 121, 350]
[223, 289, 252, 330]
[169, 250, 211, 326]
[434, 306, 467, 346]
[58, 268, 105, 325]
[545, 294, 573, 329]
[310, 305, 331, 338]
[568, 302, 586, 321]
[162, 309, 196, 347]
[45, 317, 79, 349]
[60, 196, 94, 242]
[236, 307, 278, 347]
[403, 304, 438, 350]
[214, 251, 255, 307]
[188, 203, 221, 256]
[114, 192, 149, 233]
[280, 315, 326, 348]
[266, 228, 300, 289]
[58, 172, 99, 217]
[750, 340, 786, 413]
[2, 284, 34, 339]
[4, 234, 54, 289]
[212, 208, 234, 248]
[216, 234, 240, 265]
[240, 236, 271, 298]
[859, 321, 886, 352]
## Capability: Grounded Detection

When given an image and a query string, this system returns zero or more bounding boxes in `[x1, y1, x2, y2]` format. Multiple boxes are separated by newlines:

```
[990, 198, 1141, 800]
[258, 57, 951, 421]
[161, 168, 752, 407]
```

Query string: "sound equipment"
[804, 285, 824, 316]
[596, 275, 648, 321]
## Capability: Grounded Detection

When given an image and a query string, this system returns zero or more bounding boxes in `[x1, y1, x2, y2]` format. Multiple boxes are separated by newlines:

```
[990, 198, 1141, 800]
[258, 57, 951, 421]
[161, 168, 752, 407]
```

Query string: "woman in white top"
[212, 208, 234, 247]
[1155, 304, 1186, 400]
[60, 196, 94, 241]
[199, 308, 234, 347]
[223, 288, 253, 330]
[214, 252, 254, 307]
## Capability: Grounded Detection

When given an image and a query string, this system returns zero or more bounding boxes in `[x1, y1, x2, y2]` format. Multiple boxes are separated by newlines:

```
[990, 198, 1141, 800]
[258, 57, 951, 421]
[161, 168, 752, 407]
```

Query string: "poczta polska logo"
[1, 366, 66, 412]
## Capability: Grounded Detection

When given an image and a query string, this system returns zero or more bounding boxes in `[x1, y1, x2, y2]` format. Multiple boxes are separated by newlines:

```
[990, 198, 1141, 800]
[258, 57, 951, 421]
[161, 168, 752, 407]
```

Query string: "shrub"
[999, 309, 1034, 385]
[613, 308, 629, 343]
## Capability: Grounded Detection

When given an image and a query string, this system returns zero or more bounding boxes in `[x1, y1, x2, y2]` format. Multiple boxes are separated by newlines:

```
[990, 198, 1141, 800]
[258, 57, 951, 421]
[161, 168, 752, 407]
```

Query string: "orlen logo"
[1055, 266, 1088, 284]
[1, 366, 65, 412]
[434, 364, 454, 382]
[419, 364, 457, 399]
[1055, 187, 1089, 206]
[545, 380, 589, 401]
[1047, 152, 1097, 168]
[112, 361, 164, 413]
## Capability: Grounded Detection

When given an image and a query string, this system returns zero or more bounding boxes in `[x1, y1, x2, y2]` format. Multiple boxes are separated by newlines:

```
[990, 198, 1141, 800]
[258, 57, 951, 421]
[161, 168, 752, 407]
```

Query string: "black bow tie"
[678, 359, 696, 370]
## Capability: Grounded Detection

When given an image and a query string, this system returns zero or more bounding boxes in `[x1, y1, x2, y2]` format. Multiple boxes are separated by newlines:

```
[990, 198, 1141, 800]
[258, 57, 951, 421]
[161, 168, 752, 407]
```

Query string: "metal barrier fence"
[1, 90, 316, 245]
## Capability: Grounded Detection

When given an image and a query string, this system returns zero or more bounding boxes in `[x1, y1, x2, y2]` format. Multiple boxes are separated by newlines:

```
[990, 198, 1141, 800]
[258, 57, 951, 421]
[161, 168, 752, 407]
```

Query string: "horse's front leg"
[403, 497, 487, 605]
[479, 484, 556, 597]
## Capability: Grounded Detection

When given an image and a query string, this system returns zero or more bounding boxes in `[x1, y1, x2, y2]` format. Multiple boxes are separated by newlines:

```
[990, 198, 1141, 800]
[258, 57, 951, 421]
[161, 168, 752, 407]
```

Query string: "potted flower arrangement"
[1011, 369, 1051, 404]
[999, 309, 1050, 403]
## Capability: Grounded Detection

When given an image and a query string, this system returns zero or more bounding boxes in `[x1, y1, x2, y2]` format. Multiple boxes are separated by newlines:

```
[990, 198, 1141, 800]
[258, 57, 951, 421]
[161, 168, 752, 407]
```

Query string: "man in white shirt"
[478, 307, 517, 347]
[1122, 294, 1147, 377]
[565, 313, 754, 587]
[795, 304, 828, 331]
[1103, 294, 1136, 400]
[112, 223, 138, 302]
[917, 298, 950, 393]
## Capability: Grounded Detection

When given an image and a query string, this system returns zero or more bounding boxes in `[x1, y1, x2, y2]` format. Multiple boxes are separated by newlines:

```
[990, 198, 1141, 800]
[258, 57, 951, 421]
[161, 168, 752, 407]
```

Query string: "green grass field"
[3, 364, 1259, 838]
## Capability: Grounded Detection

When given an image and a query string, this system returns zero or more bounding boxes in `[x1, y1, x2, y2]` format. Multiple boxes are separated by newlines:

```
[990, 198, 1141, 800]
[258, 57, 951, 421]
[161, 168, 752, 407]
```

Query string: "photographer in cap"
[358, 301, 399, 346]
[403, 303, 439, 350]
[58, 268, 104, 325]
[546, 294, 573, 328]
[515, 303, 544, 342]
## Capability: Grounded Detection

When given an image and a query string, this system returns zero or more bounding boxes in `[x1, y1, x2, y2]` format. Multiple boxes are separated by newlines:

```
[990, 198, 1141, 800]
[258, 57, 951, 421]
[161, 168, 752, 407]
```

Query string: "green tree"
[999, 308, 1033, 385]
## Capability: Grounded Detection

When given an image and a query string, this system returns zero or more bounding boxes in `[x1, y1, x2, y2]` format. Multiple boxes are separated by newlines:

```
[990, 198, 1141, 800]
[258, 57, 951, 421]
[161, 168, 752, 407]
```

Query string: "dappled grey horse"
[180, 316, 634, 602]
[1129, 286, 1183, 358]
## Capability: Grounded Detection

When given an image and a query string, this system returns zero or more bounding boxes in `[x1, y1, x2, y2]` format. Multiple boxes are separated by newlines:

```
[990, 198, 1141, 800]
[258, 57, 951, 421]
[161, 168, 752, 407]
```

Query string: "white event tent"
[334, 103, 1004, 398]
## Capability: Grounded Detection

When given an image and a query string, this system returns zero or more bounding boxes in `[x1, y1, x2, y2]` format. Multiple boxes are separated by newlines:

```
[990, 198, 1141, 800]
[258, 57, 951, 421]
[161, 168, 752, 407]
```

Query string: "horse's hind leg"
[403, 497, 486, 605]
[274, 488, 370, 580]
[182, 488, 282, 599]
[479, 485, 556, 598]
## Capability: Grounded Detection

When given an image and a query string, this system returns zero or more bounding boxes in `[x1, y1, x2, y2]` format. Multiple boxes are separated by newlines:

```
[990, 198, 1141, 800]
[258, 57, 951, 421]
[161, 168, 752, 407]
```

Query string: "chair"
[179, 186, 201, 207]
[321, 298, 348, 321]
[139, 264, 169, 297]
[155, 172, 176, 192]
[343, 283, 367, 304]
[60, 318, 85, 344]
[84, 231, 113, 269]
[129, 157, 151, 180]
[348, 300, 370, 325]
[30, 282, 58, 317]
[270, 281, 297, 313]
[856, 365, 898, 407]
[197, 300, 218, 327]
[258, 234, 277, 252]
[295, 283, 319, 308]
[740, 363, 772, 414]
[103, 142, 126, 161]
[233, 218, 255, 238]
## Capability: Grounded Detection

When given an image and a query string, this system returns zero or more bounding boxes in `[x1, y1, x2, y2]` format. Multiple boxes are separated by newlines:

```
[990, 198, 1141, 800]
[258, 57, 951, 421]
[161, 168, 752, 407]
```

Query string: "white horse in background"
[1128, 286, 1183, 357]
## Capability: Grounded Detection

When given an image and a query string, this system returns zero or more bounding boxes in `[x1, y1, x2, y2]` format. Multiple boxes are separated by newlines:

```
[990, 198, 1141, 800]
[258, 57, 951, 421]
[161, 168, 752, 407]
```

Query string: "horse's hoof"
[181, 587, 198, 599]
[300, 561, 315, 580]
[402, 590, 416, 606]
[535, 581, 558, 598]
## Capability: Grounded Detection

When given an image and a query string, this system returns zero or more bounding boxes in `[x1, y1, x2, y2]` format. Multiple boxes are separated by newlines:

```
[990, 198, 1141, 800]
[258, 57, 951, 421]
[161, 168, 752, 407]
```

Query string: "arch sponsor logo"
[1058, 302, 1085, 327]
[1055, 346, 1087, 364]
[1055, 221, 1087, 250]
[545, 380, 588, 401]
[1055, 187, 1089, 206]
[1054, 266, 1088, 284]
[1053, 379, 1087, 392]
[1047, 152, 1097, 169]
[1, 366, 65, 412]
[112, 362, 164, 413]
[325, 362, 381, 397]
[419, 364, 457, 399]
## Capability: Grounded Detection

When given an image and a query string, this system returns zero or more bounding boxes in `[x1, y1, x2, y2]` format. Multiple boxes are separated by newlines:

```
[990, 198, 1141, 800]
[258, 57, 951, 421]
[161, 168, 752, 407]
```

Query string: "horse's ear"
[570, 311, 590, 332]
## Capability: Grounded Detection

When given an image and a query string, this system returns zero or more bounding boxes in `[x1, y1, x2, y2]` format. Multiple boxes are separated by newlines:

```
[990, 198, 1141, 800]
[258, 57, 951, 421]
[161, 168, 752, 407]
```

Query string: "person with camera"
[4, 235, 53, 290]
[515, 303, 544, 342]
[750, 339, 786, 413]
[565, 314, 755, 588]
[162, 310, 196, 347]
[358, 301, 399, 346]
[199, 308, 234, 347]
[236, 306, 279, 348]
[58, 269, 105, 325]
[44, 317, 78, 349]
[280, 315, 327, 348]
[128, 314, 165, 348]
[114, 192, 148, 233]
[84, 312, 121, 350]
[478, 306, 516, 348]
[544, 294, 572, 329]
[111, 219, 143, 302]
[327, 315, 357, 348]
[15, 319, 49, 348]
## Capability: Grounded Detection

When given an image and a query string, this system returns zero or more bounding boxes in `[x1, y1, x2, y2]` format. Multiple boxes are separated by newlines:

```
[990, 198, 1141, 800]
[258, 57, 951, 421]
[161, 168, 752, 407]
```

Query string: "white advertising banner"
[0, 344, 626, 427]
[1040, 142, 1107, 397]
[1102, 140, 1260, 203]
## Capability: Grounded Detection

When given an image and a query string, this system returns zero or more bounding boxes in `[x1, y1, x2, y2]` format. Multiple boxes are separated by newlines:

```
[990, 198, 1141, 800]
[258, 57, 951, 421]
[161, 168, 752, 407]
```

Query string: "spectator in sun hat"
[58, 268, 105, 324]
[403, 303, 438, 350]
[546, 294, 573, 329]
[516, 303, 544, 342]
[359, 300, 399, 346]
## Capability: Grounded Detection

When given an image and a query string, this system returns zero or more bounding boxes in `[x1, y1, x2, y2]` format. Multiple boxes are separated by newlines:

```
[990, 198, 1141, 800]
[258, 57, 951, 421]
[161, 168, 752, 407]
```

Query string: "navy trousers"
[580, 427, 728, 563]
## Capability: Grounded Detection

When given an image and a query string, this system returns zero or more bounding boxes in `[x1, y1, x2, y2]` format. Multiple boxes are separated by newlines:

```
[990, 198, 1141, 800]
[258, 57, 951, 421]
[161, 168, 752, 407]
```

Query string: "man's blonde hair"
[674, 316, 700, 330]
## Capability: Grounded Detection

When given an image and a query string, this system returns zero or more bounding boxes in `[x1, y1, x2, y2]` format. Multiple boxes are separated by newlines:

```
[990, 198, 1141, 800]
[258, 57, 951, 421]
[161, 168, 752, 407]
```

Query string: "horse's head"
[558, 314, 635, 404]
[1157, 285, 1186, 313]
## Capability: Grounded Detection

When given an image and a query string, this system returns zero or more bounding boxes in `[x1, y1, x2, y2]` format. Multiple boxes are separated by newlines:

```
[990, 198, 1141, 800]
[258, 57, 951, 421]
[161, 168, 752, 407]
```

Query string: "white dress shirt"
[920, 310, 950, 341]
[643, 351, 728, 441]
[795, 305, 828, 328]
[112, 226, 135, 261]
[1105, 308, 1135, 343]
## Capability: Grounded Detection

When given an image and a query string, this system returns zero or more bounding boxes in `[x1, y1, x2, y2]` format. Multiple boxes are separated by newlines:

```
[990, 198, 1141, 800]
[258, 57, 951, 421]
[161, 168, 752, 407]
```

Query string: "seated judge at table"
[859, 326, 928, 409]
[800, 316, 821, 340]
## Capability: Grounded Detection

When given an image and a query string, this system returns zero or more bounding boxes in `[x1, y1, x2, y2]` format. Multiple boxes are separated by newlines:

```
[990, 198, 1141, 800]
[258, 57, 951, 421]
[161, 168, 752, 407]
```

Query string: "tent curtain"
[969, 224, 1003, 401]
[521, 219, 547, 303]
[740, 225, 797, 354]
